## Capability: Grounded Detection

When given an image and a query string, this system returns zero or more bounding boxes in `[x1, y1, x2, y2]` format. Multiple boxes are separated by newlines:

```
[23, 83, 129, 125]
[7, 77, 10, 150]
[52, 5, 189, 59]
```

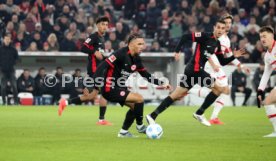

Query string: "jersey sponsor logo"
[195, 32, 201, 37]
[120, 91, 126, 96]
[85, 38, 91, 43]
[131, 65, 137, 71]
[108, 55, 117, 62]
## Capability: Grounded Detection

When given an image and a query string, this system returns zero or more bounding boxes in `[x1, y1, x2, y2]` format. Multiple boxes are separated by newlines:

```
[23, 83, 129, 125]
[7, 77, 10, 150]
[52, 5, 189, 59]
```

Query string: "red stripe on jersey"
[216, 101, 224, 106]
[105, 68, 114, 92]
[192, 32, 195, 42]
[105, 59, 114, 68]
[91, 55, 97, 73]
[270, 60, 276, 65]
[83, 43, 94, 50]
[268, 114, 276, 119]
[215, 51, 223, 55]
[136, 68, 146, 71]
[194, 44, 201, 72]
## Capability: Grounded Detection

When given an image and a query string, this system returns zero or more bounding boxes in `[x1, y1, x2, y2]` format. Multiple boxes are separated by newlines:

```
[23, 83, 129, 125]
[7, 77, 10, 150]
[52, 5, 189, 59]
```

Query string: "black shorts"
[101, 87, 130, 107]
[179, 67, 215, 90]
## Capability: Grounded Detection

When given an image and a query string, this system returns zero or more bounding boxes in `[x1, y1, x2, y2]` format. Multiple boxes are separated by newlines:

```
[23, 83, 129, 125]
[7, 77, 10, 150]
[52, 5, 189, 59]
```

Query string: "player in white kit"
[257, 26, 276, 137]
[185, 14, 250, 125]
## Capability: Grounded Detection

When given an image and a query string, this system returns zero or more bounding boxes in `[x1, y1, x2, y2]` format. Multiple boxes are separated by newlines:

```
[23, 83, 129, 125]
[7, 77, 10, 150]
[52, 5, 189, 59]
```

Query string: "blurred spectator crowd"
[0, 0, 275, 64]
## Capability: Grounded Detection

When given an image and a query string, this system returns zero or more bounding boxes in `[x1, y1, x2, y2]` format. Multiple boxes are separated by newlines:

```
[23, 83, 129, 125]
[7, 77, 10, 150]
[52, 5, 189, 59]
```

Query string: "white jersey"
[258, 41, 276, 91]
[205, 34, 240, 71]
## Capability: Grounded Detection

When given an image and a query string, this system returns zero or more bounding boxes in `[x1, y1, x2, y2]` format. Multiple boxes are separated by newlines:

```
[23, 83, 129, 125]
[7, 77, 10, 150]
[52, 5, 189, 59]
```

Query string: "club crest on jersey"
[131, 65, 137, 71]
[120, 91, 126, 96]
[195, 32, 201, 37]
[108, 55, 116, 62]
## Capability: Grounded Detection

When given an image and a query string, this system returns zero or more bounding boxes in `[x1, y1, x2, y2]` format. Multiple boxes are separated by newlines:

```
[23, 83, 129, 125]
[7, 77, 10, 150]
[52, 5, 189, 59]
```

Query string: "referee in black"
[0, 33, 19, 105]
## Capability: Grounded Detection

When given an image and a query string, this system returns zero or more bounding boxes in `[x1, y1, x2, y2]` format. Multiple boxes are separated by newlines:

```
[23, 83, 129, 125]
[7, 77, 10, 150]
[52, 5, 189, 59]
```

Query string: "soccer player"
[60, 33, 170, 137]
[257, 26, 276, 137]
[146, 20, 245, 126]
[59, 16, 112, 125]
[184, 14, 250, 125]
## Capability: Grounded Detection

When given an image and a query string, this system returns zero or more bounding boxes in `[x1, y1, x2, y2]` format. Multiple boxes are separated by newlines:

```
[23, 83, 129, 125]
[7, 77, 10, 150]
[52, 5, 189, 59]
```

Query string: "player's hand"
[83, 88, 90, 96]
[213, 65, 220, 72]
[257, 90, 264, 108]
[233, 48, 246, 58]
[174, 52, 180, 61]
[163, 84, 173, 90]
[95, 51, 103, 60]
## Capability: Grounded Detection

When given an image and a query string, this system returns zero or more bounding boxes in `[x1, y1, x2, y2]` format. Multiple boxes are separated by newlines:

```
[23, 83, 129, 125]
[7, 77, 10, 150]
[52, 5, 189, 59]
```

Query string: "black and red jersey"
[93, 47, 163, 92]
[175, 32, 235, 72]
[81, 32, 105, 76]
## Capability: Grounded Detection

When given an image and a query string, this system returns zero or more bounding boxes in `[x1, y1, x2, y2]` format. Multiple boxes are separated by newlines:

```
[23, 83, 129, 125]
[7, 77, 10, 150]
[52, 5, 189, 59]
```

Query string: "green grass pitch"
[0, 106, 275, 161]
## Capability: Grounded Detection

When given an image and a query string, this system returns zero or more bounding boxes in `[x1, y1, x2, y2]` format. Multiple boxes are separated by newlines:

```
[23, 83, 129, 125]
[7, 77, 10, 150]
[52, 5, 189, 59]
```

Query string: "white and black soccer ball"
[146, 124, 163, 139]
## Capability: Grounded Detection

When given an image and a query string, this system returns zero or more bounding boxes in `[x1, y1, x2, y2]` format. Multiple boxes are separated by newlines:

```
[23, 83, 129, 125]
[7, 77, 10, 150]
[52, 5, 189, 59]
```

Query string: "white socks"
[210, 94, 226, 119]
[189, 87, 210, 98]
[264, 104, 276, 132]
[120, 129, 128, 134]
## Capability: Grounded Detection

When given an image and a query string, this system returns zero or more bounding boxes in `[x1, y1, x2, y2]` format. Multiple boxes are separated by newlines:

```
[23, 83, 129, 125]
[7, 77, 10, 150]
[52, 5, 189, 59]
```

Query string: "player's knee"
[223, 87, 230, 94]
[136, 94, 144, 103]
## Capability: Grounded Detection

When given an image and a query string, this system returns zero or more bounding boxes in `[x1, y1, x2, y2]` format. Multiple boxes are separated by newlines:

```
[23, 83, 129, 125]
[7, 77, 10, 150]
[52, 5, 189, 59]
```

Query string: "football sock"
[122, 109, 135, 130]
[210, 94, 226, 119]
[196, 91, 219, 115]
[264, 104, 276, 132]
[99, 106, 107, 120]
[68, 97, 82, 105]
[134, 103, 144, 125]
[150, 96, 174, 120]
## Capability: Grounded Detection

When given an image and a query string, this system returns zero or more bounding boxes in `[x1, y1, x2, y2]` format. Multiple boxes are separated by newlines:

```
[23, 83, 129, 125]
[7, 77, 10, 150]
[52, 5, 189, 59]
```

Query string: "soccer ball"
[146, 124, 163, 139]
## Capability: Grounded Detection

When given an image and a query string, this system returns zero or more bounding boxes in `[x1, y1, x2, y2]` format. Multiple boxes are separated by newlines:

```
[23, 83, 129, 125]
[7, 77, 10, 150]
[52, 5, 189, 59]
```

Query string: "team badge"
[131, 65, 137, 71]
[120, 91, 126, 96]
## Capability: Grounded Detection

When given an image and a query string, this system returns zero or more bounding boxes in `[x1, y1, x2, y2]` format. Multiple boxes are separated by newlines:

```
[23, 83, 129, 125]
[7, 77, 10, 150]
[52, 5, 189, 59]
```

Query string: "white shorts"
[205, 66, 228, 87]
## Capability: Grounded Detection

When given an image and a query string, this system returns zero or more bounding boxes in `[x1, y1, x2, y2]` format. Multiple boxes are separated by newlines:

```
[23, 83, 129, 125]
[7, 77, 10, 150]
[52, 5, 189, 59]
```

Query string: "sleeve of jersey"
[258, 62, 273, 91]
[136, 57, 164, 85]
[81, 35, 96, 54]
[174, 32, 203, 52]
[215, 47, 235, 66]
[223, 47, 241, 66]
[138, 70, 164, 86]
[105, 54, 118, 68]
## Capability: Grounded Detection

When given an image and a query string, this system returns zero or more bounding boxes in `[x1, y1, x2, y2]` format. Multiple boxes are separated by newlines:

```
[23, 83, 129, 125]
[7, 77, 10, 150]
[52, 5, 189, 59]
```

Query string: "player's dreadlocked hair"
[126, 33, 143, 44]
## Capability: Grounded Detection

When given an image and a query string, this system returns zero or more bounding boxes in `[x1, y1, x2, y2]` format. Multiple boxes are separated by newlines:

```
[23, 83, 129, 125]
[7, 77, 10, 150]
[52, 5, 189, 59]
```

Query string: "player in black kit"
[146, 20, 245, 126]
[59, 17, 112, 125]
[62, 33, 171, 137]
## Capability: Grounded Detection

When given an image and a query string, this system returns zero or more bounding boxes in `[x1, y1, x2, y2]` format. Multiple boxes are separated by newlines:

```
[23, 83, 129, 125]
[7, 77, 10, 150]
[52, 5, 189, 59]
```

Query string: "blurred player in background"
[185, 14, 250, 125]
[59, 16, 112, 125]
[257, 26, 276, 137]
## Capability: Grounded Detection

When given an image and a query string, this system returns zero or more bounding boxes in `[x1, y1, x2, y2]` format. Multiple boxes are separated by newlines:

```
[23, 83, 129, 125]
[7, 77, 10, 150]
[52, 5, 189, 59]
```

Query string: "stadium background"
[0, 0, 276, 105]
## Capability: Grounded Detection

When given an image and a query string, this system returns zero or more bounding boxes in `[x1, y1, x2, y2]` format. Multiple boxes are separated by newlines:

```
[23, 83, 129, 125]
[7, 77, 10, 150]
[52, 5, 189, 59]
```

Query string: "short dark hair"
[39, 67, 45, 71]
[215, 19, 226, 25]
[126, 33, 143, 44]
[96, 16, 109, 24]
[259, 26, 274, 34]
[220, 13, 233, 21]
